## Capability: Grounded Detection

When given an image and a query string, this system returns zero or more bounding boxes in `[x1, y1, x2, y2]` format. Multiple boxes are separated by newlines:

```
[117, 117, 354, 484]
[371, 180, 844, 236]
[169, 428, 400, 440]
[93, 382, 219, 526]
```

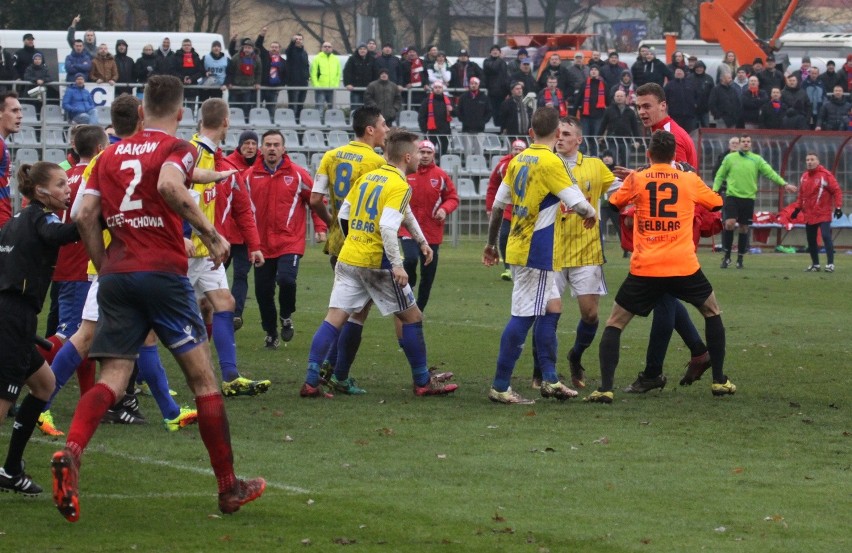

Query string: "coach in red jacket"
[216, 149, 263, 330]
[791, 153, 843, 272]
[224, 130, 258, 172]
[243, 130, 328, 348]
[399, 140, 459, 312]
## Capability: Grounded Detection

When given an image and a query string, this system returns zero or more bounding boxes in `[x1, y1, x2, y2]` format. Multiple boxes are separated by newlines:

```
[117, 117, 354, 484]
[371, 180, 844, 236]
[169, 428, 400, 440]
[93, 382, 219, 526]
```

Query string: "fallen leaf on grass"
[639, 421, 650, 425]
[492, 527, 515, 534]
[219, 535, 232, 542]
[378, 427, 394, 436]
[487, 425, 499, 429]
[284, 435, 294, 442]
[207, 514, 221, 519]
[593, 437, 610, 445]
[333, 537, 356, 545]
[301, 538, 311, 546]
[354, 439, 369, 445]
[843, 431, 851, 437]
[273, 410, 284, 417]
[307, 499, 315, 505]
[714, 526, 726, 533]
[524, 411, 536, 417]
[732, 467, 745, 474]
[437, 454, 447, 459]
[492, 513, 506, 522]
[764, 514, 785, 522]
[640, 537, 652, 544]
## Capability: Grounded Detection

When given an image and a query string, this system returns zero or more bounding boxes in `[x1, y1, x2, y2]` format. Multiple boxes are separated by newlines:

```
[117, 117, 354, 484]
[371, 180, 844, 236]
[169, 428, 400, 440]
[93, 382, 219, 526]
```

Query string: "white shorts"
[554, 265, 608, 298]
[510, 265, 560, 317]
[329, 261, 416, 316]
[82, 275, 99, 322]
[187, 257, 229, 299]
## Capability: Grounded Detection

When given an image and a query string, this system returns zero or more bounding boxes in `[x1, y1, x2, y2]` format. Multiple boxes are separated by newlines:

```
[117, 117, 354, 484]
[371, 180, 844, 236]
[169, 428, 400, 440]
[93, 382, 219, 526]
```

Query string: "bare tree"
[128, 0, 184, 32]
[185, 0, 235, 33]
[274, 0, 356, 52]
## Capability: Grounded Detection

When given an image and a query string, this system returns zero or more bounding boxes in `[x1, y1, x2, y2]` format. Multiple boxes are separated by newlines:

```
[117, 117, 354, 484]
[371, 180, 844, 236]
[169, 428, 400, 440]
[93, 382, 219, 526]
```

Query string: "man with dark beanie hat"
[225, 130, 259, 171]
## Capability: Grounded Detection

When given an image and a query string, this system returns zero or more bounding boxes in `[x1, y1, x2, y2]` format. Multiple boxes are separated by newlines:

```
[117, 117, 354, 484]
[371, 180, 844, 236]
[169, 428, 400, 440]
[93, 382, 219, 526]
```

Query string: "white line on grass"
[33, 437, 310, 494]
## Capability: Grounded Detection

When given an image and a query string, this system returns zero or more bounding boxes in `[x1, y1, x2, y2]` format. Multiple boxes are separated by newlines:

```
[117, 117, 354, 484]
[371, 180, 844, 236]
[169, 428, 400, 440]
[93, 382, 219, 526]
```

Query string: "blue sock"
[325, 340, 339, 368]
[137, 345, 180, 420]
[493, 315, 535, 392]
[534, 312, 561, 382]
[46, 341, 83, 409]
[401, 322, 429, 386]
[571, 319, 599, 361]
[334, 321, 363, 381]
[306, 321, 340, 386]
[212, 311, 239, 382]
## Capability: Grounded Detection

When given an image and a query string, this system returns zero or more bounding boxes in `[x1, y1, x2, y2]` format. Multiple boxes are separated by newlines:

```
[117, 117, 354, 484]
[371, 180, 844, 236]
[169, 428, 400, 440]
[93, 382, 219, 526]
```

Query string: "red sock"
[205, 323, 213, 340]
[76, 358, 96, 396]
[38, 335, 64, 365]
[195, 393, 235, 493]
[65, 383, 116, 463]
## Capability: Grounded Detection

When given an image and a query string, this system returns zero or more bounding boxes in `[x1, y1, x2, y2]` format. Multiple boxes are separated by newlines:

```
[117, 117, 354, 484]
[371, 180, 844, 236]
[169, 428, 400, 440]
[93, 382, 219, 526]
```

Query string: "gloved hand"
[791, 208, 801, 219]
[835, 208, 843, 219]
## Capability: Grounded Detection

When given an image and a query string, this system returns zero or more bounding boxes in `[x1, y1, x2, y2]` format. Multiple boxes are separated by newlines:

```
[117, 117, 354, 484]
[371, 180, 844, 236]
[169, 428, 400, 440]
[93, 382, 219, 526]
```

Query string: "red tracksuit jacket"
[791, 165, 842, 225]
[243, 155, 327, 258]
[401, 162, 459, 245]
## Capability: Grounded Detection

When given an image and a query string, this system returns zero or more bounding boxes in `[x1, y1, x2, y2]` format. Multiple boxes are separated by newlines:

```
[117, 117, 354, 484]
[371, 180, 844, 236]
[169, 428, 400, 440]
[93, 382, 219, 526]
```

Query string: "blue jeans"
[314, 89, 333, 111]
[806, 222, 834, 265]
[254, 253, 301, 336]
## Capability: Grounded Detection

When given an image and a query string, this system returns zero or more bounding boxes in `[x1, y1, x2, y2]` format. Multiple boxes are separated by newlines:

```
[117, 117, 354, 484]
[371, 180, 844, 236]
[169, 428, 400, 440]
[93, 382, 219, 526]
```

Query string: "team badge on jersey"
[284, 176, 294, 185]
[181, 152, 195, 173]
[430, 178, 439, 189]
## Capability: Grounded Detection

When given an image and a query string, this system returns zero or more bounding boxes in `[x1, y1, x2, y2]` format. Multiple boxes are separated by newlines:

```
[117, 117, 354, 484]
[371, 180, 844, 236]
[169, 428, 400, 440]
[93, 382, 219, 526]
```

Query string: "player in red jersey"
[485, 139, 526, 281]
[51, 76, 265, 522]
[0, 91, 23, 229]
[610, 83, 713, 394]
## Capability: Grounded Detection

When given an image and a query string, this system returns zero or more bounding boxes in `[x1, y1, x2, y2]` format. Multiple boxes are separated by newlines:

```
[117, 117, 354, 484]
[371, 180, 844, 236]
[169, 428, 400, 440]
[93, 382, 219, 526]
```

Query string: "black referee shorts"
[614, 269, 714, 317]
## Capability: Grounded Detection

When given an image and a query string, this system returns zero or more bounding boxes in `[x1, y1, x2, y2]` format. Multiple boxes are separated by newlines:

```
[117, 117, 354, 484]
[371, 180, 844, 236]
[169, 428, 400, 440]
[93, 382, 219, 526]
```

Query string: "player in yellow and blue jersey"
[482, 107, 597, 405]
[300, 130, 458, 398]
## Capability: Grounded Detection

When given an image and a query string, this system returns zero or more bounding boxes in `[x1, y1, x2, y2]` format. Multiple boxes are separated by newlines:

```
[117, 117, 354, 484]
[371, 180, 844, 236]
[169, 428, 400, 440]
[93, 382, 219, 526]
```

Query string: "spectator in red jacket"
[243, 130, 328, 348]
[792, 153, 843, 272]
[399, 140, 459, 312]
[484, 139, 527, 281]
[224, 130, 258, 171]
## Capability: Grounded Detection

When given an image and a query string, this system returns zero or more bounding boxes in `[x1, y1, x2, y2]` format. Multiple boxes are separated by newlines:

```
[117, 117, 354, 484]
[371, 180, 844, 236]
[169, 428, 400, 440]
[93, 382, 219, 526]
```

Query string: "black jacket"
[741, 88, 768, 125]
[455, 90, 492, 133]
[686, 70, 715, 114]
[343, 52, 376, 88]
[13, 45, 40, 79]
[134, 53, 165, 83]
[664, 78, 697, 121]
[598, 104, 640, 137]
[449, 61, 483, 90]
[816, 96, 852, 130]
[418, 93, 453, 134]
[632, 58, 672, 87]
[0, 48, 16, 86]
[170, 49, 205, 84]
[708, 83, 742, 127]
[781, 85, 810, 117]
[373, 54, 402, 85]
[284, 41, 310, 86]
[500, 97, 532, 136]
[482, 56, 509, 99]
[759, 99, 787, 129]
[0, 202, 80, 311]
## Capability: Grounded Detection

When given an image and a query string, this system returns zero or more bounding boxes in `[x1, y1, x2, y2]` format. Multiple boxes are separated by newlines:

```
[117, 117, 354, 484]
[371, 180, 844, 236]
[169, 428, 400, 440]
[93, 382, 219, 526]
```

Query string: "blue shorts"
[89, 272, 207, 360]
[55, 280, 92, 339]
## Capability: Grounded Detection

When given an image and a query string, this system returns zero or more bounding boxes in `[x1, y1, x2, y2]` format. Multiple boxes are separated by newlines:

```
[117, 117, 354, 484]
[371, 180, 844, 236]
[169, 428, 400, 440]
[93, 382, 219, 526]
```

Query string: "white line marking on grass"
[32, 437, 310, 494]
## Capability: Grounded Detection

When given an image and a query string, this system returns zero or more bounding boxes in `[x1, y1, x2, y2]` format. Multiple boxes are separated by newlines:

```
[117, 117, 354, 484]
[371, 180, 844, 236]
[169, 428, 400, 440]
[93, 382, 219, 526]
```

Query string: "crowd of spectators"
[1, 19, 851, 134]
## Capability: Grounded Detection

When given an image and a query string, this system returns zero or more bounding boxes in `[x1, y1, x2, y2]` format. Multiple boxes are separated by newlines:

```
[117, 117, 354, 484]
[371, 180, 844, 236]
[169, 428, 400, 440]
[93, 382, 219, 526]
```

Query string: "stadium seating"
[281, 129, 304, 152]
[477, 133, 504, 155]
[178, 107, 195, 127]
[398, 110, 419, 131]
[289, 151, 308, 168]
[11, 126, 38, 146]
[326, 130, 350, 149]
[224, 129, 241, 150]
[176, 129, 195, 141]
[13, 148, 39, 167]
[299, 108, 324, 129]
[439, 154, 461, 175]
[42, 105, 64, 125]
[324, 109, 348, 130]
[310, 152, 325, 172]
[465, 154, 490, 177]
[44, 148, 67, 164]
[20, 103, 38, 124]
[490, 155, 502, 171]
[228, 107, 246, 128]
[274, 108, 297, 127]
[302, 129, 326, 151]
[248, 108, 272, 127]
[455, 178, 479, 199]
[96, 105, 112, 126]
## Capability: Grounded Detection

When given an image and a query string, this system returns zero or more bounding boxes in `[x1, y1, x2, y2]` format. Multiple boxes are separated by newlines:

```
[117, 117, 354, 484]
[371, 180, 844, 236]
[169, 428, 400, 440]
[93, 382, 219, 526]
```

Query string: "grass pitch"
[2, 241, 850, 552]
